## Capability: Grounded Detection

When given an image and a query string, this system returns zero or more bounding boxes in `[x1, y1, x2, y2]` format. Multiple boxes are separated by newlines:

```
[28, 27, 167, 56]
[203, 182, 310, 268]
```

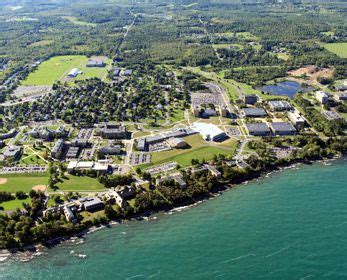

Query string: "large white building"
[190, 122, 228, 142]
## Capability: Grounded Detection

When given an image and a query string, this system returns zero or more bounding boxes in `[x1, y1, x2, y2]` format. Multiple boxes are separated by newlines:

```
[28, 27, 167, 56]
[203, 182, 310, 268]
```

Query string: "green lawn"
[0, 197, 31, 211]
[322, 42, 347, 58]
[142, 134, 237, 168]
[0, 173, 49, 193]
[0, 198, 31, 211]
[22, 55, 111, 86]
[56, 175, 106, 192]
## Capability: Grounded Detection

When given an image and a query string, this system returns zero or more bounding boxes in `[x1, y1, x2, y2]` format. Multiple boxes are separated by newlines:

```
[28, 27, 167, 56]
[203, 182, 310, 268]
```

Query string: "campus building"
[190, 122, 228, 142]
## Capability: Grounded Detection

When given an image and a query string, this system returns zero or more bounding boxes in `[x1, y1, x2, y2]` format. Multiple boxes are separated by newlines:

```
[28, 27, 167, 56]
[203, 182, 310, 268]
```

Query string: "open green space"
[56, 175, 106, 192]
[62, 16, 97, 27]
[0, 198, 31, 211]
[322, 42, 347, 58]
[22, 55, 111, 86]
[142, 134, 237, 168]
[0, 173, 49, 193]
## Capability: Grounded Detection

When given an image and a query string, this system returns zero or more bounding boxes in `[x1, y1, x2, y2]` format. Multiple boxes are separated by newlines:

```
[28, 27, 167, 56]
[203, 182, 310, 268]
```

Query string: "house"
[288, 110, 305, 130]
[167, 137, 188, 149]
[315, 91, 329, 104]
[190, 122, 228, 142]
[67, 68, 79, 78]
[242, 108, 267, 118]
[270, 122, 296, 135]
[51, 139, 65, 159]
[79, 197, 104, 212]
[268, 100, 293, 111]
[244, 94, 258, 105]
[245, 123, 271, 136]
[335, 85, 347, 92]
[3, 145, 22, 160]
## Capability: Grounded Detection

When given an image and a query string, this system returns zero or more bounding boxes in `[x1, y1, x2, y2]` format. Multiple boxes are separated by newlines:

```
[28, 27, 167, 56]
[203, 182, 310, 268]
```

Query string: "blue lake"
[261, 81, 304, 98]
[1, 158, 347, 279]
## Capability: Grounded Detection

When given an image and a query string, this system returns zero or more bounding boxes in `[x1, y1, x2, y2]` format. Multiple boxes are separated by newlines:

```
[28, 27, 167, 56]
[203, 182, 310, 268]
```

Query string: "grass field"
[0, 198, 31, 211]
[62, 16, 97, 27]
[22, 55, 111, 86]
[29, 40, 53, 47]
[0, 173, 49, 193]
[56, 175, 105, 192]
[143, 134, 237, 168]
[322, 43, 347, 58]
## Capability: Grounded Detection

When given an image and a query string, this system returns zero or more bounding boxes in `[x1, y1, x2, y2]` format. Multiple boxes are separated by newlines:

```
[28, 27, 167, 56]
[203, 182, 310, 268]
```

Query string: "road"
[198, 16, 223, 62]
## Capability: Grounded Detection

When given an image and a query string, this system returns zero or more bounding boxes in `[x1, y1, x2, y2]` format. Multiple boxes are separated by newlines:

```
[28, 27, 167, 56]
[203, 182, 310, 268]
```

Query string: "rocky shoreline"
[1, 154, 343, 263]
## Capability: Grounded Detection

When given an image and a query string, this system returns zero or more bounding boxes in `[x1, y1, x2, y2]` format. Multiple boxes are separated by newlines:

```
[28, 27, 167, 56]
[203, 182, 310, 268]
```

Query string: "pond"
[261, 81, 308, 98]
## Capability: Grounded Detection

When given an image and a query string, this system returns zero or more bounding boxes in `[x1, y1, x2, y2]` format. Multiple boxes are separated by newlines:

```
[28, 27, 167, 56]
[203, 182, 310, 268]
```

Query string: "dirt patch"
[288, 65, 333, 85]
[32, 185, 47, 192]
[0, 178, 8, 185]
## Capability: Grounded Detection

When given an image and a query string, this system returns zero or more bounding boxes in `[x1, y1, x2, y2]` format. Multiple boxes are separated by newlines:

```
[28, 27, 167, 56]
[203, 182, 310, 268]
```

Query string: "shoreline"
[1, 154, 344, 262]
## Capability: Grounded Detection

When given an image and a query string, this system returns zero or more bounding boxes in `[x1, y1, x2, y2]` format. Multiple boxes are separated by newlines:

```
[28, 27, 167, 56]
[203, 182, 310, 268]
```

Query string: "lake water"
[261, 81, 303, 98]
[1, 158, 347, 279]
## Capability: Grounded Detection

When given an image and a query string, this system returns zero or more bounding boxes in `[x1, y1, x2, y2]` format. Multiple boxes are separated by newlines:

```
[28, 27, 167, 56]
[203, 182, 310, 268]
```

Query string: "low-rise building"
[0, 129, 17, 140]
[242, 107, 267, 118]
[67, 68, 79, 78]
[288, 110, 305, 130]
[63, 205, 76, 223]
[270, 122, 296, 135]
[244, 94, 258, 105]
[268, 100, 293, 111]
[79, 197, 104, 212]
[315, 91, 329, 104]
[99, 123, 128, 139]
[137, 138, 146, 151]
[334, 92, 347, 102]
[3, 145, 22, 160]
[99, 145, 121, 155]
[245, 123, 271, 136]
[166, 137, 188, 149]
[323, 110, 343, 121]
[190, 122, 228, 142]
[51, 139, 65, 159]
[115, 185, 136, 198]
[156, 175, 187, 188]
[86, 58, 106, 67]
[66, 146, 80, 159]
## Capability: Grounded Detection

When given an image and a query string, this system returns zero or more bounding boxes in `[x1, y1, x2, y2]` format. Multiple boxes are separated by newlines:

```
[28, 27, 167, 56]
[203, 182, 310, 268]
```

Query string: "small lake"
[261, 81, 306, 98]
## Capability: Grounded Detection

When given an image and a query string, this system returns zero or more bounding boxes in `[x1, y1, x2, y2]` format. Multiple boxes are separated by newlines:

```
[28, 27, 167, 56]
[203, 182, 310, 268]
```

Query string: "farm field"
[0, 173, 49, 193]
[56, 174, 106, 192]
[22, 55, 111, 86]
[322, 43, 347, 58]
